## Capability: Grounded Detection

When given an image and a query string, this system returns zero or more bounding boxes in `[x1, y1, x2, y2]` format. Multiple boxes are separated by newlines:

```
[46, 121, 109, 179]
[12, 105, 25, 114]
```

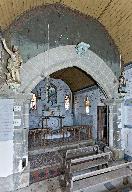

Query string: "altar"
[42, 115, 65, 130]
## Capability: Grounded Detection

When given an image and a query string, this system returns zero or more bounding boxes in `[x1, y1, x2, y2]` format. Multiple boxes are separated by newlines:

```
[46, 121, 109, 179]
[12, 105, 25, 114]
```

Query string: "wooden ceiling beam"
[100, 7, 132, 29]
[0, 0, 10, 27]
[99, 0, 129, 23]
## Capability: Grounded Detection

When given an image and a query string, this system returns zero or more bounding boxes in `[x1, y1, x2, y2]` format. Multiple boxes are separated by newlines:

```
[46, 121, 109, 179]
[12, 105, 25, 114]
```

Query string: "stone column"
[112, 102, 122, 149]
[0, 92, 32, 192]
[105, 98, 124, 159]
[108, 105, 114, 147]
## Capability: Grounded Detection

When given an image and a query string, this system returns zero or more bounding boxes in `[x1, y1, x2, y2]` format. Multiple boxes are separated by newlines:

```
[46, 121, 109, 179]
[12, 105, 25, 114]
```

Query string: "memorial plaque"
[14, 106, 21, 112]
[0, 99, 14, 141]
[13, 119, 21, 126]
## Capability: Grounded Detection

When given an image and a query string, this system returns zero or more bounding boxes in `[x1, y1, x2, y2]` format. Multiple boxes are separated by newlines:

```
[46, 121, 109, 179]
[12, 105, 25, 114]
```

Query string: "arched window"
[85, 96, 90, 114]
[65, 95, 70, 110]
[47, 83, 57, 106]
[30, 94, 37, 110]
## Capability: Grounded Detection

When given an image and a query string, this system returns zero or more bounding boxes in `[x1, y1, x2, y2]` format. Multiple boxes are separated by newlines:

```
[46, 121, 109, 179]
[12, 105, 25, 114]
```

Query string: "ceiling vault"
[0, 0, 131, 64]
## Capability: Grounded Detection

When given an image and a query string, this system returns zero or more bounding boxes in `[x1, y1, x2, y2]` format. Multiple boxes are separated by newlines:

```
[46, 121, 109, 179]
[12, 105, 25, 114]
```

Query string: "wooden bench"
[65, 151, 112, 188]
[66, 162, 132, 192]
[65, 145, 99, 160]
[66, 151, 111, 173]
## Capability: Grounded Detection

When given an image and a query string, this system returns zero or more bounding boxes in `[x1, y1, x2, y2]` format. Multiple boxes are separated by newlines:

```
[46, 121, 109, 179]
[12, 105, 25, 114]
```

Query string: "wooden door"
[97, 106, 108, 144]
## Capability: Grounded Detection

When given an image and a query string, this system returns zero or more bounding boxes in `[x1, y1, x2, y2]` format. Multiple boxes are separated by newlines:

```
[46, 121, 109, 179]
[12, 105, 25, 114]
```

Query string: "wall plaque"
[0, 99, 14, 141]
[14, 106, 21, 112]
[13, 119, 21, 126]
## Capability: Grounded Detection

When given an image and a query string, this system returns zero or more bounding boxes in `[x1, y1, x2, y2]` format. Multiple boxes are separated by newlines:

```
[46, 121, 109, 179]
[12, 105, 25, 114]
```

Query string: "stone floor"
[29, 140, 94, 184]
[15, 176, 63, 192]
[20, 142, 132, 192]
[14, 176, 132, 192]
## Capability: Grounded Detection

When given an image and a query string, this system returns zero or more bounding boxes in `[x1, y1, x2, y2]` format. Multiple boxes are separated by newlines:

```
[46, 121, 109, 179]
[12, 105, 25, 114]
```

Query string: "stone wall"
[0, 42, 6, 89]
[121, 64, 132, 159]
[6, 4, 120, 77]
[74, 86, 106, 139]
[29, 78, 73, 129]
[0, 94, 31, 192]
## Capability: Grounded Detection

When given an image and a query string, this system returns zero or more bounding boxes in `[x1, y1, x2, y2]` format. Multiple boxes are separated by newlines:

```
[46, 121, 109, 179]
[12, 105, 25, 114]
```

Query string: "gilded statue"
[1, 38, 23, 84]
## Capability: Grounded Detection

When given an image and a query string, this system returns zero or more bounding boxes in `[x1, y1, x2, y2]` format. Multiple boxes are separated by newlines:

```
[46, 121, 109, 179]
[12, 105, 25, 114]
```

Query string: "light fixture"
[85, 96, 91, 107]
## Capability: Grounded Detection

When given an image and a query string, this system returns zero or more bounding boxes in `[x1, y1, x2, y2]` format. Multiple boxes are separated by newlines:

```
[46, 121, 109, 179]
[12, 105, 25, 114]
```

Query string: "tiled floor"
[14, 176, 132, 192]
[14, 176, 63, 192]
[19, 143, 132, 192]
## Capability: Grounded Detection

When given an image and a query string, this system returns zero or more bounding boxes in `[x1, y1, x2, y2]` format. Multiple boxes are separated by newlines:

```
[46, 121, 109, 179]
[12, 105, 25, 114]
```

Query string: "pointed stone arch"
[20, 45, 118, 98]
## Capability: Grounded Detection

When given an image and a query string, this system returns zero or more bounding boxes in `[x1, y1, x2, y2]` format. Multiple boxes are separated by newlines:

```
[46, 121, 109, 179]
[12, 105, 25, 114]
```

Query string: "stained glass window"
[30, 93, 37, 110]
[85, 96, 90, 114]
[65, 95, 70, 110]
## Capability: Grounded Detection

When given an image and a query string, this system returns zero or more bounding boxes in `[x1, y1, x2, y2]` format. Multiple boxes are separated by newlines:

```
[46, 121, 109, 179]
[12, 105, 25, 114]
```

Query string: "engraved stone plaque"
[13, 119, 21, 126]
[0, 99, 14, 141]
[14, 106, 21, 112]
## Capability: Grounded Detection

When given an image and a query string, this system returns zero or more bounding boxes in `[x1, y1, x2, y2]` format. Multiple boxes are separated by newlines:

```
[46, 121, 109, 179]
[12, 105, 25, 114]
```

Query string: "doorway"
[97, 106, 108, 144]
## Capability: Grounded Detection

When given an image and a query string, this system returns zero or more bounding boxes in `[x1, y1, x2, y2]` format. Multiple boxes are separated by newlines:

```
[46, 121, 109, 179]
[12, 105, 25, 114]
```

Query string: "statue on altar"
[118, 71, 127, 93]
[1, 38, 23, 84]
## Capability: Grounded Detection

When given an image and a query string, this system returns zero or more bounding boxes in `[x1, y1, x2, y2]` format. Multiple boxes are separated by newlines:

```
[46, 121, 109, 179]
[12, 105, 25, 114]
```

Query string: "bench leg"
[123, 177, 129, 185]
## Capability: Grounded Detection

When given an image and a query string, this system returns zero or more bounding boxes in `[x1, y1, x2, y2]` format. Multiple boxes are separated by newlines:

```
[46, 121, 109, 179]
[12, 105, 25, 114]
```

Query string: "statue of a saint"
[1, 38, 22, 84]
[118, 71, 127, 93]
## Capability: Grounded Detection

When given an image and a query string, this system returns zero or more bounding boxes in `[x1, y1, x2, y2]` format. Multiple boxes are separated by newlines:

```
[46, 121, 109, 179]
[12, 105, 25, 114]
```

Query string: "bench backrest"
[70, 162, 132, 192]
[66, 145, 99, 160]
[65, 152, 111, 176]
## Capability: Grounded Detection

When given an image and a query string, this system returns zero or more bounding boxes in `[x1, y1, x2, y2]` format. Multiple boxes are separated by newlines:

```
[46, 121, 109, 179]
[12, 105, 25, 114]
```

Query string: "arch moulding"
[19, 45, 118, 98]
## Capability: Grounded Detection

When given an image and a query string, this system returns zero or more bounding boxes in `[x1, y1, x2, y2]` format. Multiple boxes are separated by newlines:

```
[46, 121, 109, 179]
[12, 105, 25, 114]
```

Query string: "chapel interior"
[0, 1, 132, 192]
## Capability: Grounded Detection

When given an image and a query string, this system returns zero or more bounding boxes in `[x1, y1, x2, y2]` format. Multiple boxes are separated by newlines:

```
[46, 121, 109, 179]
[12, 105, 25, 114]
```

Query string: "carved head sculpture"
[12, 45, 18, 53]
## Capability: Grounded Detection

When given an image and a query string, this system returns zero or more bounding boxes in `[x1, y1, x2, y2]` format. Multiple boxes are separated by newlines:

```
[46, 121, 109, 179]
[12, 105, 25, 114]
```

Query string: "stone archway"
[0, 45, 120, 191]
[20, 45, 118, 98]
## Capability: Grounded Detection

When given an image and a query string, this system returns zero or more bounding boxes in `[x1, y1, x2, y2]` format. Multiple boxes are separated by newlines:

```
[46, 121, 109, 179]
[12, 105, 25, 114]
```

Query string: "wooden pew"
[64, 145, 101, 185]
[65, 145, 99, 160]
[66, 151, 111, 173]
[66, 162, 132, 192]
[65, 151, 112, 188]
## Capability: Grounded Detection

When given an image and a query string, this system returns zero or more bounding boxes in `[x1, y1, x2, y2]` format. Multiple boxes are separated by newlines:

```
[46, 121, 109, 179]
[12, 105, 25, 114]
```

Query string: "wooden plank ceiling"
[0, 0, 131, 64]
[50, 67, 96, 92]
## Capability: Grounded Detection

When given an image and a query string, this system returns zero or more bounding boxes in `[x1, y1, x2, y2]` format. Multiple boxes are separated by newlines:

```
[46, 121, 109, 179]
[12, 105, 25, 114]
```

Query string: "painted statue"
[75, 42, 90, 56]
[1, 38, 23, 84]
[118, 71, 127, 93]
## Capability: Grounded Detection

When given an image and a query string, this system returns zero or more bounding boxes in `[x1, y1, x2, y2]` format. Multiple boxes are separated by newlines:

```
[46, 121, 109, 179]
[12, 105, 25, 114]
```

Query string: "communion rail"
[28, 125, 92, 149]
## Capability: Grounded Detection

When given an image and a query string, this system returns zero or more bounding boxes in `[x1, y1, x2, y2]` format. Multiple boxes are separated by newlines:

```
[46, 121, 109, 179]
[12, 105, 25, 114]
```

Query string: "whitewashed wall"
[74, 86, 106, 139]
[122, 64, 132, 159]
[29, 78, 73, 129]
